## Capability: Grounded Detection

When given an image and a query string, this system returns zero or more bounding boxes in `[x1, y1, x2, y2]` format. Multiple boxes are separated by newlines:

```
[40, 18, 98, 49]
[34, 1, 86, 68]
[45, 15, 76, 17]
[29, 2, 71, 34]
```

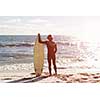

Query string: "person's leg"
[48, 57, 52, 76]
[52, 56, 57, 75]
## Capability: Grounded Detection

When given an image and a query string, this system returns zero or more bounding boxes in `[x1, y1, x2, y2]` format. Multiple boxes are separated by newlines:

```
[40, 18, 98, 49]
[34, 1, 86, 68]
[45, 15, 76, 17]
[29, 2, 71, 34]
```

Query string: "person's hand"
[38, 33, 40, 35]
[37, 33, 40, 37]
[38, 33, 40, 37]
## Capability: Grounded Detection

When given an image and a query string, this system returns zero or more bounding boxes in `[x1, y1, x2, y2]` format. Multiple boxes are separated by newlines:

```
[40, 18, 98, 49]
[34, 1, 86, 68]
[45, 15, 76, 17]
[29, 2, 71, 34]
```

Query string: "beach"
[0, 35, 100, 83]
[0, 63, 100, 83]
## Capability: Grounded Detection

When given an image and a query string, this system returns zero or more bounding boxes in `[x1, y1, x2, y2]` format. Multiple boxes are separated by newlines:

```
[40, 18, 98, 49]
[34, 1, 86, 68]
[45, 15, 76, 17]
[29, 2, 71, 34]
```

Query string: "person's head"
[47, 34, 53, 41]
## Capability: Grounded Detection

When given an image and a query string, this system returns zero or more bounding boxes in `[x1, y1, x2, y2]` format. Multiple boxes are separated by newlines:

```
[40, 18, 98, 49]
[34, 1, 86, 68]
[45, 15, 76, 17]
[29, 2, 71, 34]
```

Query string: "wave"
[0, 42, 34, 47]
[0, 39, 78, 48]
[0, 53, 33, 61]
[57, 41, 77, 46]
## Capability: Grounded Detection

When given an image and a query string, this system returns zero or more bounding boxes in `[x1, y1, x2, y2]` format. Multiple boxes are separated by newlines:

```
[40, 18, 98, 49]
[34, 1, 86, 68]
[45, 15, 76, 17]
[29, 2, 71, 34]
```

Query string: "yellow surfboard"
[34, 36, 44, 76]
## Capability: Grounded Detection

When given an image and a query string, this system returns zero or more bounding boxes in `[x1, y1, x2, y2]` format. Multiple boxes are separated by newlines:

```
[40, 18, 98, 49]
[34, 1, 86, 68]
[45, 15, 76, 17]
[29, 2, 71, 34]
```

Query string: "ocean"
[0, 35, 100, 72]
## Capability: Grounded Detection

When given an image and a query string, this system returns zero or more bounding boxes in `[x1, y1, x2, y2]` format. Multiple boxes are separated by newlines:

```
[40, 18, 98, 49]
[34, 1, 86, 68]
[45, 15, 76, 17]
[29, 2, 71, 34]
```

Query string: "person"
[38, 33, 57, 76]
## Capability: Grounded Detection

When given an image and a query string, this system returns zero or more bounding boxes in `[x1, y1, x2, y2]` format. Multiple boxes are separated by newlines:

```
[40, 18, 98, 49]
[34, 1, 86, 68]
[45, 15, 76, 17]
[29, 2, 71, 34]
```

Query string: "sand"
[0, 63, 100, 83]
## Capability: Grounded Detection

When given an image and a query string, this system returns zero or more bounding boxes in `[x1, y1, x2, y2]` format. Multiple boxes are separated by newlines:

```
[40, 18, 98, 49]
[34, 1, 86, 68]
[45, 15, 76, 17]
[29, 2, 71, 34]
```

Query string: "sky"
[0, 16, 100, 41]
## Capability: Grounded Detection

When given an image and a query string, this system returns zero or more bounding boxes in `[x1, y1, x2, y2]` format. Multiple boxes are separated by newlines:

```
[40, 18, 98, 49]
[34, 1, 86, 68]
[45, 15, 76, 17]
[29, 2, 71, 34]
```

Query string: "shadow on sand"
[7, 75, 49, 83]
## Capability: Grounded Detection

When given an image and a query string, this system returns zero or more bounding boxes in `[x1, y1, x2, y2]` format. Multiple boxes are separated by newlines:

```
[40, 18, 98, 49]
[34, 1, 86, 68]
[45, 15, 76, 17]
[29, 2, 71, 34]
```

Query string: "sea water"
[0, 35, 100, 72]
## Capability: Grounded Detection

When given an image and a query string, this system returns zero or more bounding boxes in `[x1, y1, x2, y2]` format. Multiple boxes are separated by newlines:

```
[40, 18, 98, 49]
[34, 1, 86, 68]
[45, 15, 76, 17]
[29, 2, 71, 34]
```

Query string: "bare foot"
[36, 74, 41, 77]
[48, 74, 52, 77]
[53, 73, 57, 76]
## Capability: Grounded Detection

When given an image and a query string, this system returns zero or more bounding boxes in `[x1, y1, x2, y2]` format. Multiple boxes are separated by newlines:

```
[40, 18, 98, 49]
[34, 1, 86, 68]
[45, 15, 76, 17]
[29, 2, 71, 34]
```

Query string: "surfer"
[38, 33, 57, 76]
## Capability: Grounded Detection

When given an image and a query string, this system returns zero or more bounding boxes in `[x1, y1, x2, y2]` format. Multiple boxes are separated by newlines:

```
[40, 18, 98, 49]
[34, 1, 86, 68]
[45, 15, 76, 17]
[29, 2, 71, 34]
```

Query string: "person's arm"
[38, 33, 47, 44]
[55, 44, 57, 53]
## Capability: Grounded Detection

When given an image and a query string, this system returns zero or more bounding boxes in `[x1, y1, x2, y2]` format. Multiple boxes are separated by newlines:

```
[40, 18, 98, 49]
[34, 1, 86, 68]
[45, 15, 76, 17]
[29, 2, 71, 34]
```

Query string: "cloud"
[44, 23, 55, 27]
[28, 18, 48, 23]
[4, 18, 22, 24]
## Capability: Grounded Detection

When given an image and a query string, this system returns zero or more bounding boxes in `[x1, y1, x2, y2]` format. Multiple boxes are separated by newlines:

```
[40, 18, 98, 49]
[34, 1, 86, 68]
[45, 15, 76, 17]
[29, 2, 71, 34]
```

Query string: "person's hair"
[47, 34, 53, 40]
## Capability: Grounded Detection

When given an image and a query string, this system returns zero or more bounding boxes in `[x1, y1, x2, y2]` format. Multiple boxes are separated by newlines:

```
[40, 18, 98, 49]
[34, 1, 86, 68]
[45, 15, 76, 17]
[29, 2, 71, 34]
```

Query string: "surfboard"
[34, 36, 44, 77]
